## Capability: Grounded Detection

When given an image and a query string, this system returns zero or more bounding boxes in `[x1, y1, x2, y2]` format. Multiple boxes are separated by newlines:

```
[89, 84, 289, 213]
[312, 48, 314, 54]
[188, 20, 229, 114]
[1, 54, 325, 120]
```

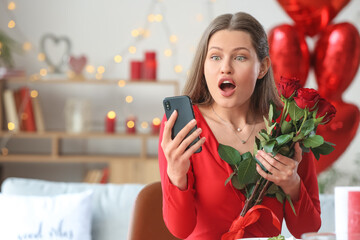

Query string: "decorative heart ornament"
[40, 34, 72, 73]
[315, 101, 360, 173]
[314, 22, 360, 101]
[268, 24, 310, 87]
[276, 0, 350, 36]
[69, 55, 87, 75]
[313, 22, 360, 173]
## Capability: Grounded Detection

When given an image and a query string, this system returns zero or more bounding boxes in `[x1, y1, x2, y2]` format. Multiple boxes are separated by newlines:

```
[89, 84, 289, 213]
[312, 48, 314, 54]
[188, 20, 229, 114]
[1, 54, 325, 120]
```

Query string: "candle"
[151, 117, 161, 135]
[143, 51, 157, 81]
[106, 111, 116, 133]
[126, 115, 136, 134]
[130, 60, 142, 81]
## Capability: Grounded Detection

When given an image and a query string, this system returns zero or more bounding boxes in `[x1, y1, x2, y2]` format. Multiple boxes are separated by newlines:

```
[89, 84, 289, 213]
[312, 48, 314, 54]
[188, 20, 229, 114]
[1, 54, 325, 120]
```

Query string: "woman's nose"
[221, 59, 232, 74]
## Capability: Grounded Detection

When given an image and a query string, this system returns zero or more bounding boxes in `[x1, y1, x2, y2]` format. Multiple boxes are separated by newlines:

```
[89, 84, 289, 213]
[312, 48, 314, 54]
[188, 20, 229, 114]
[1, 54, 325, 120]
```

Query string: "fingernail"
[197, 128, 202, 133]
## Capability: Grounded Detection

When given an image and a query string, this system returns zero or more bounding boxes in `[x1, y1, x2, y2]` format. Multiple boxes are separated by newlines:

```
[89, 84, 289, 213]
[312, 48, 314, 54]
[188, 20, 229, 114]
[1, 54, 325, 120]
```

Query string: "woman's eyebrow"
[208, 46, 250, 52]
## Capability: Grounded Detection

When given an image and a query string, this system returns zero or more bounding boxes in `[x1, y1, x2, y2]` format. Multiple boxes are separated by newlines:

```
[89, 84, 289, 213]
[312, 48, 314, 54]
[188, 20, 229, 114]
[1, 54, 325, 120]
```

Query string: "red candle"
[143, 51, 157, 81]
[130, 60, 142, 80]
[151, 117, 161, 135]
[106, 111, 116, 133]
[126, 116, 136, 134]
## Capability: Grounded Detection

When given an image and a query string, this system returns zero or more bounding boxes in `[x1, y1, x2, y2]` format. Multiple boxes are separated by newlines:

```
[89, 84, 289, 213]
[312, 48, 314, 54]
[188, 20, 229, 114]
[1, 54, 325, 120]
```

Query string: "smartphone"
[163, 95, 202, 153]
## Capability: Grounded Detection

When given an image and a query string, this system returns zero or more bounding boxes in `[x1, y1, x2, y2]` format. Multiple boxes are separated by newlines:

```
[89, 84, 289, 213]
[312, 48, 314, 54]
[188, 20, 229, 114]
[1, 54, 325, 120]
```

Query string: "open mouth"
[219, 80, 236, 91]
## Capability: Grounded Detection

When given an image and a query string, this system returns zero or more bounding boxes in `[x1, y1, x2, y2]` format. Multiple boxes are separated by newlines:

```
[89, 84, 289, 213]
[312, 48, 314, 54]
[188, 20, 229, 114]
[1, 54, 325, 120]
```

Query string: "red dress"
[158, 105, 321, 240]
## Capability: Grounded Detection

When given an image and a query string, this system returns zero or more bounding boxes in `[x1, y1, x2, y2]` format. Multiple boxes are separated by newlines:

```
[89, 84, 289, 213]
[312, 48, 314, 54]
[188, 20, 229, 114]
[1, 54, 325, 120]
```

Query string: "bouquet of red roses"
[219, 76, 336, 239]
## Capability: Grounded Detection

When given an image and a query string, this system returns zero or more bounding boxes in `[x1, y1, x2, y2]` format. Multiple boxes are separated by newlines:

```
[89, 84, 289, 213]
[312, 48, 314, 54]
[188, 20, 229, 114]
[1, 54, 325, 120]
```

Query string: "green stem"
[297, 109, 308, 135]
[279, 100, 288, 128]
[276, 100, 288, 137]
[255, 180, 272, 205]
[240, 178, 261, 217]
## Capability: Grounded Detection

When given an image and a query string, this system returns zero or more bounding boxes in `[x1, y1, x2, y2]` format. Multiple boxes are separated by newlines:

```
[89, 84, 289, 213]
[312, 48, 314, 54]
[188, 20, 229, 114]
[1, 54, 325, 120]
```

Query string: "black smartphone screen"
[163, 95, 202, 153]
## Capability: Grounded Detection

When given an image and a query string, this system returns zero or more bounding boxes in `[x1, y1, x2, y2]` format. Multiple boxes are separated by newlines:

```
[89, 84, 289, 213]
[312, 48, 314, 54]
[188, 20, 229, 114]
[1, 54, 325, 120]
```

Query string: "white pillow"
[0, 190, 93, 240]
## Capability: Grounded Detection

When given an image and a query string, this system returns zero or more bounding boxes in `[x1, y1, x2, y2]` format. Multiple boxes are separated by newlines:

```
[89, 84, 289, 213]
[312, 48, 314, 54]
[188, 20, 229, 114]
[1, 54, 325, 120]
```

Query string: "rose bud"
[277, 76, 301, 99]
[293, 88, 320, 110]
[316, 98, 336, 124]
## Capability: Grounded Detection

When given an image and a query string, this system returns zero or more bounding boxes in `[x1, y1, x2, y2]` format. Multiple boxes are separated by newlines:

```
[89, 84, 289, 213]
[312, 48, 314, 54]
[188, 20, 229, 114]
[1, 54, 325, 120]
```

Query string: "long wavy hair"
[182, 12, 282, 116]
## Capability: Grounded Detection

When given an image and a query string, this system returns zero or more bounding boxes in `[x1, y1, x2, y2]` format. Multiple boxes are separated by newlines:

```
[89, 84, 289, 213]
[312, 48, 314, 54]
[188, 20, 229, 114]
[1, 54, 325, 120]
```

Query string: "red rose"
[316, 98, 336, 124]
[277, 76, 301, 99]
[293, 88, 320, 110]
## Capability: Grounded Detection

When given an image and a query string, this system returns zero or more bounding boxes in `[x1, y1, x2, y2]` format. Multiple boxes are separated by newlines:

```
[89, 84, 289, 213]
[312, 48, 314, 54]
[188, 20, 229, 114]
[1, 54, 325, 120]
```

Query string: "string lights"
[0, 0, 216, 154]
[2, 0, 215, 80]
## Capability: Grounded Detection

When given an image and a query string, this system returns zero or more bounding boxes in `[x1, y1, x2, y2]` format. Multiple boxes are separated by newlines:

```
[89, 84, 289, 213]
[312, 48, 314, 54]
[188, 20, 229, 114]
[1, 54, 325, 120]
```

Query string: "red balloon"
[315, 101, 360, 174]
[268, 24, 310, 87]
[277, 0, 350, 37]
[314, 23, 360, 101]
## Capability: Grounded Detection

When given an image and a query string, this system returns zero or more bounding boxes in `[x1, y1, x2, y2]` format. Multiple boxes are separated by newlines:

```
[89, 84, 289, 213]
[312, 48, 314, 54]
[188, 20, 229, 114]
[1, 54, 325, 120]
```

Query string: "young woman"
[159, 12, 321, 240]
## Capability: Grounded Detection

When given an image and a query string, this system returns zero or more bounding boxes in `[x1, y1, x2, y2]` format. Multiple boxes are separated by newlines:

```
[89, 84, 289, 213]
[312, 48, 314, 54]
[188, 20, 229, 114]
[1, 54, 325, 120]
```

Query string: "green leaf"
[241, 152, 253, 161]
[281, 120, 292, 134]
[311, 148, 321, 160]
[267, 183, 279, 195]
[231, 174, 245, 190]
[293, 132, 304, 142]
[269, 103, 274, 123]
[286, 194, 297, 216]
[301, 119, 315, 136]
[237, 156, 257, 184]
[275, 192, 284, 204]
[218, 144, 241, 166]
[303, 135, 324, 148]
[263, 116, 276, 135]
[225, 171, 235, 186]
[278, 145, 290, 156]
[263, 140, 276, 153]
[311, 141, 335, 160]
[254, 137, 261, 155]
[276, 133, 293, 146]
[259, 131, 270, 141]
[271, 101, 282, 121]
[288, 101, 304, 121]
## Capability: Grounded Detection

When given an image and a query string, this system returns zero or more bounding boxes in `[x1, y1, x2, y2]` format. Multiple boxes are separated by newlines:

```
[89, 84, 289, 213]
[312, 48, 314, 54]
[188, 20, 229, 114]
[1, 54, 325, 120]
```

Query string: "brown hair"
[183, 12, 282, 116]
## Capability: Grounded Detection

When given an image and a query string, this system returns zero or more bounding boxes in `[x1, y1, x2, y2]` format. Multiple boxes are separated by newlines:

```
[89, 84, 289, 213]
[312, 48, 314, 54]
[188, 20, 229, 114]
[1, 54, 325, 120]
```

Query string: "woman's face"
[204, 29, 263, 109]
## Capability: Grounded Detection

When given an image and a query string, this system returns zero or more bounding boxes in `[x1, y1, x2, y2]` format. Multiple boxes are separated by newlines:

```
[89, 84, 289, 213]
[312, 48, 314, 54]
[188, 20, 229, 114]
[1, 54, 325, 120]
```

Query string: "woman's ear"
[258, 56, 271, 79]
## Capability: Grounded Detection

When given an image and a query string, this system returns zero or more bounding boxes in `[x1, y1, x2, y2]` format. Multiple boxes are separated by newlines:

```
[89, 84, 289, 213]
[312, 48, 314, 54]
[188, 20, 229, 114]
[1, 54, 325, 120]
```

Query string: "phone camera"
[165, 101, 171, 110]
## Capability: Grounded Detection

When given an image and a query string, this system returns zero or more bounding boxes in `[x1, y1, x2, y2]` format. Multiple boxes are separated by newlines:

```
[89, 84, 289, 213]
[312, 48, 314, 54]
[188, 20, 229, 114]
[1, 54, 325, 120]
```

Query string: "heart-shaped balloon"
[40, 34, 72, 73]
[314, 22, 360, 101]
[315, 101, 360, 174]
[69, 55, 87, 75]
[277, 0, 350, 36]
[268, 24, 310, 87]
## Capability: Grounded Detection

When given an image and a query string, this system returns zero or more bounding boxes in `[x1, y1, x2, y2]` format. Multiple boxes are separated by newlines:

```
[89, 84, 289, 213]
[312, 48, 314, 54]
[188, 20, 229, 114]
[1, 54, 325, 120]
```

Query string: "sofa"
[0, 177, 145, 240]
[0, 177, 335, 239]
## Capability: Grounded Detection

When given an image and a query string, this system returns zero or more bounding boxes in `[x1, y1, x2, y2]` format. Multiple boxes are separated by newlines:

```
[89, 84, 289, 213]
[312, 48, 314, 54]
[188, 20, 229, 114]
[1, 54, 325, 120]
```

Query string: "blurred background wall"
[0, 0, 359, 190]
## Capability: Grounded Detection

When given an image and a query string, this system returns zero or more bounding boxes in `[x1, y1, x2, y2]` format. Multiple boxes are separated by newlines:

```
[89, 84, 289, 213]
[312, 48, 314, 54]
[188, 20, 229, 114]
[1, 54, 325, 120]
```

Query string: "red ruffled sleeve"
[283, 152, 321, 238]
[158, 114, 197, 239]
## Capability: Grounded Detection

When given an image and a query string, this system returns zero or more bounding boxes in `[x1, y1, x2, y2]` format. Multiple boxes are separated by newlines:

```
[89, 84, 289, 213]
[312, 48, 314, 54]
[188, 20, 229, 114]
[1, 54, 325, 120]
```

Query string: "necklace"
[211, 105, 256, 144]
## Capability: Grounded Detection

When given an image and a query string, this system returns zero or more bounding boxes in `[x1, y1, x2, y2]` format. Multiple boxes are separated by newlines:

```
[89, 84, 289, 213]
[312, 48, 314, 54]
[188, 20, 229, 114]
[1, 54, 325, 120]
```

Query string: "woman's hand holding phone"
[161, 110, 205, 190]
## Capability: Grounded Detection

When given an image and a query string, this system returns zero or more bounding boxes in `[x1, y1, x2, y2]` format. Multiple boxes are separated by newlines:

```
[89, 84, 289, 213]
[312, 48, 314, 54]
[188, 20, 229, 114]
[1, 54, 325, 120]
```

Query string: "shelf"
[0, 154, 157, 163]
[2, 78, 180, 93]
[0, 77, 175, 183]
[0, 131, 159, 139]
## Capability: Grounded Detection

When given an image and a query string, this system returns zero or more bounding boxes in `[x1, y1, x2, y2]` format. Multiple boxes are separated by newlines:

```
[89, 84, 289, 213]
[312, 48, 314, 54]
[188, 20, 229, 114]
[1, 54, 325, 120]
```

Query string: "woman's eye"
[235, 56, 246, 61]
[211, 56, 220, 61]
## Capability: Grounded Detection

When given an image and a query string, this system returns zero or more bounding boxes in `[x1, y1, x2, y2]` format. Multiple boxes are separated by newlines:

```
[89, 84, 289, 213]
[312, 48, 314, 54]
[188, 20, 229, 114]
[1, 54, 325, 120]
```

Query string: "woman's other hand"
[161, 110, 205, 190]
[255, 142, 302, 201]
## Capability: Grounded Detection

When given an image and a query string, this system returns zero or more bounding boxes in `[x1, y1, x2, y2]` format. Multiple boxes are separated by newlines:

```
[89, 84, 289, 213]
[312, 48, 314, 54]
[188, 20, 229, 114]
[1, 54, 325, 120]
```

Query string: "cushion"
[1, 177, 145, 240]
[0, 190, 93, 240]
